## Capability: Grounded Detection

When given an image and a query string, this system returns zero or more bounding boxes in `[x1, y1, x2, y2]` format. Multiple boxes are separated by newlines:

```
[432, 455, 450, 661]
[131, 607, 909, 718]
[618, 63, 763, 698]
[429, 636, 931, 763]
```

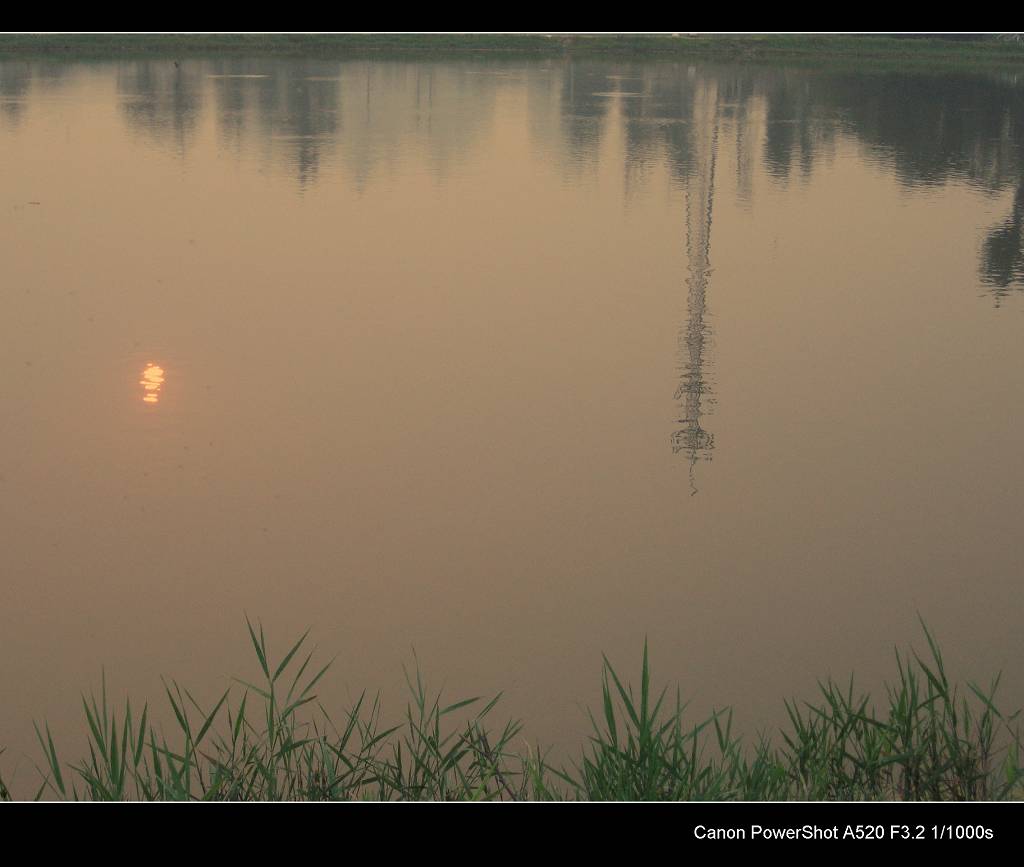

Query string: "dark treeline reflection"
[981, 183, 1024, 295]
[0, 59, 70, 128]
[5, 58, 1023, 202]
[9, 57, 1019, 291]
[0, 60, 29, 126]
[109, 58, 511, 189]
[207, 59, 340, 188]
[118, 61, 203, 153]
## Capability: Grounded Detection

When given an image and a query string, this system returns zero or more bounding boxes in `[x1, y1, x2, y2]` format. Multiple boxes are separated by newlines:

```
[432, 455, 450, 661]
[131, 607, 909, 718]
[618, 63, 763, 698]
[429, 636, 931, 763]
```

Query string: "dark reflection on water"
[982, 182, 1024, 300]
[0, 60, 70, 128]
[113, 57, 515, 189]
[560, 61, 612, 171]
[825, 73, 1024, 189]
[6, 59, 1023, 192]
[0, 59, 30, 126]
[208, 59, 340, 188]
[8, 57, 1021, 296]
[118, 61, 203, 153]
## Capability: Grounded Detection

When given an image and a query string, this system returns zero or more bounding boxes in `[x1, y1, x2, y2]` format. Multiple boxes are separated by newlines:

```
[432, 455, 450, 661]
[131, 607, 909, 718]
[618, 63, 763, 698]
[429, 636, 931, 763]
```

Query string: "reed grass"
[3, 617, 1021, 801]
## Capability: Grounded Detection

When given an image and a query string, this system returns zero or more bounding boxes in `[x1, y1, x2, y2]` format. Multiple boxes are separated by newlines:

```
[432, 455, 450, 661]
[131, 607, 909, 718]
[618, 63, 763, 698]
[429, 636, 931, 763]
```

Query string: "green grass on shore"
[1, 618, 1021, 801]
[2, 34, 1024, 66]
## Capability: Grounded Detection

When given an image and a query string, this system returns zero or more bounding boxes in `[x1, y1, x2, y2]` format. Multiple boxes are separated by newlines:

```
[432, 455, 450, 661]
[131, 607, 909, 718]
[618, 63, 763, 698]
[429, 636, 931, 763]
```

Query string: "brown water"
[2, 56, 1024, 787]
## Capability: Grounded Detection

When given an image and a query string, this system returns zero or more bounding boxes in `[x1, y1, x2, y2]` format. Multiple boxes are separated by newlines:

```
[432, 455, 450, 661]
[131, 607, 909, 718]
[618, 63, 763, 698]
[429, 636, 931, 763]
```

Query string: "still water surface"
[2, 56, 1024, 780]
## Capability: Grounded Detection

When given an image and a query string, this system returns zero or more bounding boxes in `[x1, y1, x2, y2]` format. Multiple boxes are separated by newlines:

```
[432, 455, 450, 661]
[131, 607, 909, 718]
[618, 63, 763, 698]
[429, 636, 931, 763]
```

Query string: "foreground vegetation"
[1, 619, 1021, 801]
[2, 34, 1024, 66]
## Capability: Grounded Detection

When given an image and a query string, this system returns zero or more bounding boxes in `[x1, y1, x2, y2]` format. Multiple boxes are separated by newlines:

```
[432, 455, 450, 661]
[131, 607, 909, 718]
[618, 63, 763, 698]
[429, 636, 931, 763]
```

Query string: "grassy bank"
[1, 619, 1021, 801]
[2, 34, 1024, 66]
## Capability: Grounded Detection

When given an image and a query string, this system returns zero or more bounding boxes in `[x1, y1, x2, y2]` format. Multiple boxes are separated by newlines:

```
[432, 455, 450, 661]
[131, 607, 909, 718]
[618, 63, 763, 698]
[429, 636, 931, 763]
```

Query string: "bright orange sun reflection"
[140, 363, 165, 404]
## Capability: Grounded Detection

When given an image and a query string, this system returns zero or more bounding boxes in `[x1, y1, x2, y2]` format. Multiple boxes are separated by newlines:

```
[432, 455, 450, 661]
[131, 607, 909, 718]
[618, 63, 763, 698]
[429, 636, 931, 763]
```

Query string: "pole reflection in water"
[672, 79, 718, 495]
[140, 363, 165, 404]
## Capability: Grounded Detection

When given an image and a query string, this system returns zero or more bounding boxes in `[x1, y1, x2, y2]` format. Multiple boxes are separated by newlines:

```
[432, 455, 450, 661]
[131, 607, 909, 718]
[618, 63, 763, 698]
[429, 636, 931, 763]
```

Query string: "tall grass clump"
[775, 622, 1023, 800]
[6, 618, 1022, 800]
[25, 619, 539, 802]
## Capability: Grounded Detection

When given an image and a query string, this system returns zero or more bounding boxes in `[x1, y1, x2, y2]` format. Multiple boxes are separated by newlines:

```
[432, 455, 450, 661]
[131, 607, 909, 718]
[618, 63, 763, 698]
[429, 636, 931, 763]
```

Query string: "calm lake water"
[2, 56, 1024, 783]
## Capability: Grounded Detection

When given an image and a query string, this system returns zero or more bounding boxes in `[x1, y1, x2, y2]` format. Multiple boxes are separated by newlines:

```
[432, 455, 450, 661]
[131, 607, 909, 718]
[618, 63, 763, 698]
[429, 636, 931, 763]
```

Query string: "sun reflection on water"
[140, 363, 165, 404]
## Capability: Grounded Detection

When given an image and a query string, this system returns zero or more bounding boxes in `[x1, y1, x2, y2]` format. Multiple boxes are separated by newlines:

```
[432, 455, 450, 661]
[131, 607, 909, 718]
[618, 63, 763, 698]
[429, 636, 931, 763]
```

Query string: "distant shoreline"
[2, 34, 1024, 66]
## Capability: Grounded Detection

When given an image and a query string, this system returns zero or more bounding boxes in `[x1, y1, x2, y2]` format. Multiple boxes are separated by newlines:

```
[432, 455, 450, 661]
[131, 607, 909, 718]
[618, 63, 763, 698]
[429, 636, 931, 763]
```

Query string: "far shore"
[2, 34, 1024, 67]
